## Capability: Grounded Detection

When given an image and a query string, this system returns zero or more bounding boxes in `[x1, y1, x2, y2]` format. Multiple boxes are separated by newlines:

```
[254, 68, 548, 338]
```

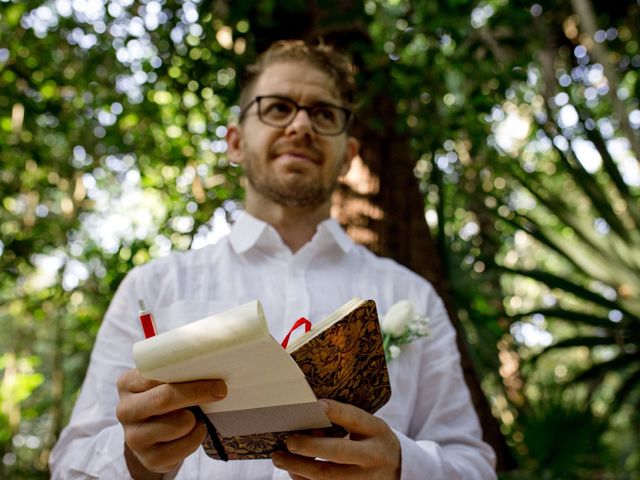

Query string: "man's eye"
[264, 100, 294, 116]
[314, 107, 337, 123]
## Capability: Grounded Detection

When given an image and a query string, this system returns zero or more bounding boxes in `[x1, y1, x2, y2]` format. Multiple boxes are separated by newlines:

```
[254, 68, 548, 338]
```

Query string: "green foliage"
[0, 0, 245, 476]
[0, 354, 44, 440]
[517, 392, 607, 478]
[368, 0, 640, 477]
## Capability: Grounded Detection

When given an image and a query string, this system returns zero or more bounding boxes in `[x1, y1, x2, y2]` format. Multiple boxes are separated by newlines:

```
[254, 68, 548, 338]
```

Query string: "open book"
[132, 298, 391, 460]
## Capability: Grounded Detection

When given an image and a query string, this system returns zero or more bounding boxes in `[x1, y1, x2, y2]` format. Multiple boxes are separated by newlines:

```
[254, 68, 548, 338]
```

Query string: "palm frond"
[517, 392, 606, 476]
[572, 353, 634, 384]
[541, 126, 632, 243]
[577, 109, 640, 229]
[506, 166, 640, 282]
[543, 334, 617, 351]
[500, 267, 635, 317]
[609, 365, 640, 413]
[509, 308, 616, 329]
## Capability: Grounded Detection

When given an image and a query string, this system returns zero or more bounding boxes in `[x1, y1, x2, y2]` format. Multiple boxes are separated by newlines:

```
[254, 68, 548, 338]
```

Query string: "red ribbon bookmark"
[281, 317, 312, 348]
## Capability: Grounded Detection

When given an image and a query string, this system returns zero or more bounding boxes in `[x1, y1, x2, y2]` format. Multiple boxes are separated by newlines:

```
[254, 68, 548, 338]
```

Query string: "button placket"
[280, 252, 312, 342]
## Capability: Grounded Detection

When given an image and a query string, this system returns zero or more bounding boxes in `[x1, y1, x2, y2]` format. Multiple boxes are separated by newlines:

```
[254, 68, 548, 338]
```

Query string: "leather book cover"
[202, 299, 391, 460]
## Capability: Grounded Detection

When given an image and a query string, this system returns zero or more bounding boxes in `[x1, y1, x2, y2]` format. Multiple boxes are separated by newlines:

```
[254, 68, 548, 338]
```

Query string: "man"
[50, 40, 496, 479]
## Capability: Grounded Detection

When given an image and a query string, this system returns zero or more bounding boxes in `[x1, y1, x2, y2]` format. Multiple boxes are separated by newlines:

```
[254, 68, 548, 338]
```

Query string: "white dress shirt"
[50, 212, 496, 479]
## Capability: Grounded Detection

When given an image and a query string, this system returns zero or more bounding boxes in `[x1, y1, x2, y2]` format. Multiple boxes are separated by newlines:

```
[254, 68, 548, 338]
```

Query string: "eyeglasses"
[239, 95, 352, 136]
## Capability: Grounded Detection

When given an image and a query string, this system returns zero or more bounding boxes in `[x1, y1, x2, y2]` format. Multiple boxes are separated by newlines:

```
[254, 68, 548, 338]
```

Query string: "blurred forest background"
[1, 0, 639, 478]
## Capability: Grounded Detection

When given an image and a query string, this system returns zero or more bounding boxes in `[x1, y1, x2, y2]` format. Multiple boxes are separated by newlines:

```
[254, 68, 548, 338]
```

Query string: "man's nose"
[285, 108, 314, 135]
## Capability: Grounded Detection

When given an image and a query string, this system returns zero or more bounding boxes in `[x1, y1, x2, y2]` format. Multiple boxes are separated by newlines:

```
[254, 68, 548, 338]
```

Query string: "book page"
[132, 300, 323, 414]
[133, 300, 269, 374]
[186, 337, 319, 412]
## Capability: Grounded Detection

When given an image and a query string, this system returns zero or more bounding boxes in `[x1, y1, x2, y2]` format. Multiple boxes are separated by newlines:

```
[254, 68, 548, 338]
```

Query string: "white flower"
[381, 300, 414, 337]
[381, 300, 430, 362]
[413, 322, 430, 336]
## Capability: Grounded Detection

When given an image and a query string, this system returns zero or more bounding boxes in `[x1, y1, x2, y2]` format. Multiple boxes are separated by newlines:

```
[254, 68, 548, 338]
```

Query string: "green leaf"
[500, 267, 634, 316]
[3, 4, 26, 27]
[510, 308, 615, 329]
[578, 107, 640, 228]
[551, 133, 632, 243]
[572, 353, 635, 385]
[544, 334, 617, 351]
[609, 365, 640, 413]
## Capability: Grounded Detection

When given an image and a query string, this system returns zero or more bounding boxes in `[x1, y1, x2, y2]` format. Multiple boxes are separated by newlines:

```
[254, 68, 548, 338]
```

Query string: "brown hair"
[238, 40, 356, 111]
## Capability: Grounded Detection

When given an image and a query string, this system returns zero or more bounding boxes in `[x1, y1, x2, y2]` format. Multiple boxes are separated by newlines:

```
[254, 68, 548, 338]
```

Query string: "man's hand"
[116, 368, 227, 478]
[271, 399, 401, 480]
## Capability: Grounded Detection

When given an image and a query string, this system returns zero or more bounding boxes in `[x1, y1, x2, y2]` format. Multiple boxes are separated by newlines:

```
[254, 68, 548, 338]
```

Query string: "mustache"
[269, 139, 323, 163]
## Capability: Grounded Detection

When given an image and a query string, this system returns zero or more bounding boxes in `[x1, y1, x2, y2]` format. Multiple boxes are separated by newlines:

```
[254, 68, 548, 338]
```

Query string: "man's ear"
[340, 136, 360, 176]
[226, 125, 244, 165]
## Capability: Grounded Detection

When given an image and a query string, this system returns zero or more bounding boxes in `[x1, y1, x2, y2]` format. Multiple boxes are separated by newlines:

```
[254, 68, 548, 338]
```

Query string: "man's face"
[227, 62, 358, 209]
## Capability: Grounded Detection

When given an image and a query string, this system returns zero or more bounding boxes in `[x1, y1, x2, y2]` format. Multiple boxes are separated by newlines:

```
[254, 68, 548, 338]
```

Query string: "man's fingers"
[117, 376, 227, 422]
[137, 421, 207, 473]
[124, 409, 198, 449]
[117, 368, 163, 394]
[286, 435, 366, 466]
[144, 380, 227, 416]
[135, 380, 226, 419]
[319, 399, 386, 437]
[279, 400, 398, 469]
[115, 369, 226, 474]
[272, 451, 361, 479]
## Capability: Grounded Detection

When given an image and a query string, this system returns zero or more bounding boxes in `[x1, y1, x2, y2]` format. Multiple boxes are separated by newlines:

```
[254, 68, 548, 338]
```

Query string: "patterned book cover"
[202, 299, 391, 460]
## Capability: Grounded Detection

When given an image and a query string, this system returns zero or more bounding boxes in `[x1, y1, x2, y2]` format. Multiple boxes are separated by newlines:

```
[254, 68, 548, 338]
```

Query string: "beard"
[243, 142, 343, 209]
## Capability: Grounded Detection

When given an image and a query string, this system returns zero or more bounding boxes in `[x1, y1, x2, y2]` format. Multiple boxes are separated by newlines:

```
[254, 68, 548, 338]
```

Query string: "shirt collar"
[319, 217, 354, 254]
[230, 211, 354, 255]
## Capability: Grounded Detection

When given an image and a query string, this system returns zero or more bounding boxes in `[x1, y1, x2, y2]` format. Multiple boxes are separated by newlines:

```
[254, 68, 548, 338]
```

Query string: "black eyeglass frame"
[239, 95, 353, 136]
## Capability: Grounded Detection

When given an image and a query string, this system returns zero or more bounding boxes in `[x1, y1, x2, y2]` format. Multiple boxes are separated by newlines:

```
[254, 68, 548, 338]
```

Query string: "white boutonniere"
[381, 300, 430, 360]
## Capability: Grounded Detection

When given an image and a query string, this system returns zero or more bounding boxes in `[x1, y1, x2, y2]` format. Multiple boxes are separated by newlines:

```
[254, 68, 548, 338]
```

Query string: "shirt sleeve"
[49, 269, 147, 479]
[396, 286, 497, 480]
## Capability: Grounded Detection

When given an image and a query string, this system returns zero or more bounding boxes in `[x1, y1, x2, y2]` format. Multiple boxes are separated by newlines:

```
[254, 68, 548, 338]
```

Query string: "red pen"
[136, 298, 228, 461]
[138, 299, 157, 338]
